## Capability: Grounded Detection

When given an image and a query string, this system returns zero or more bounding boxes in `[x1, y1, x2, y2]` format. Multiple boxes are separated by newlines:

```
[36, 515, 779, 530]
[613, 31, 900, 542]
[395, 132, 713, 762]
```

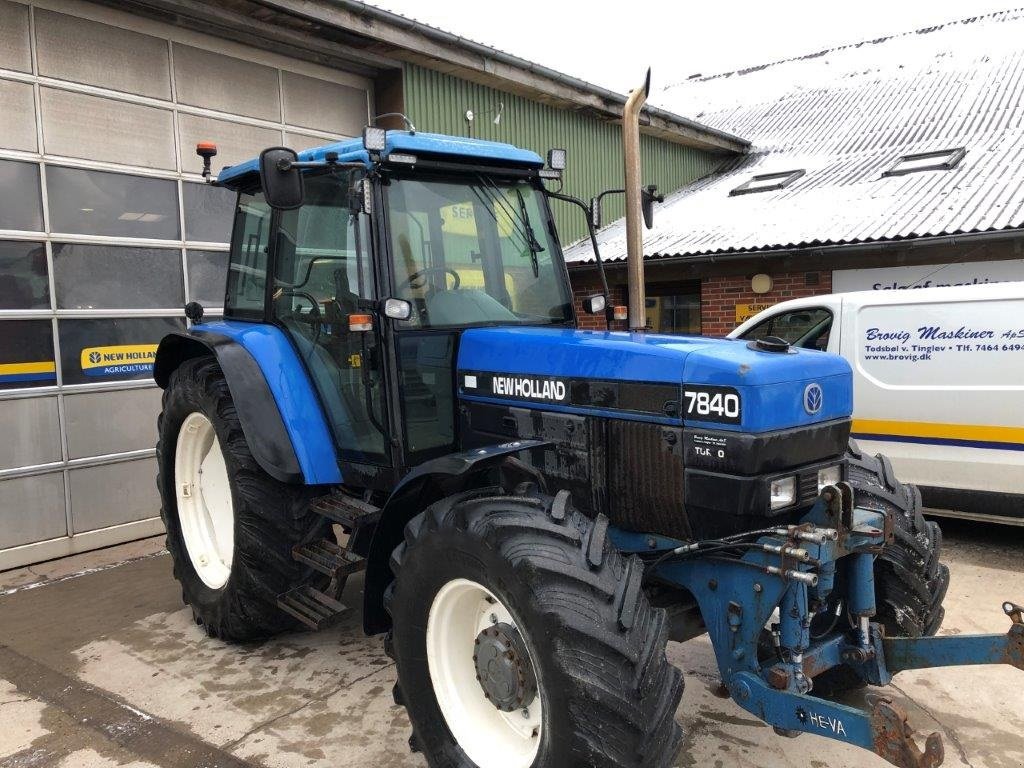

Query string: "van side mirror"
[259, 147, 304, 210]
[583, 294, 606, 315]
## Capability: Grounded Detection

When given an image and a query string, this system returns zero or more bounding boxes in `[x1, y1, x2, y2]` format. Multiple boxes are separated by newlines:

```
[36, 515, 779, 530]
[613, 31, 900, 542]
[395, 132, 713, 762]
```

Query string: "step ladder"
[276, 491, 380, 630]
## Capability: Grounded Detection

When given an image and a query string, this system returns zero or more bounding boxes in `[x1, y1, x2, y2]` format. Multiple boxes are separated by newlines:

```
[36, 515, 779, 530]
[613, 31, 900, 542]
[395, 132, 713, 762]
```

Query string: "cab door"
[268, 172, 391, 475]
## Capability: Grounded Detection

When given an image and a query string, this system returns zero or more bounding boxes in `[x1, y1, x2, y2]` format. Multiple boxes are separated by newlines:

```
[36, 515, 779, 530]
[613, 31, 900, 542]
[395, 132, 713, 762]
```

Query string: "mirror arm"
[546, 190, 613, 326]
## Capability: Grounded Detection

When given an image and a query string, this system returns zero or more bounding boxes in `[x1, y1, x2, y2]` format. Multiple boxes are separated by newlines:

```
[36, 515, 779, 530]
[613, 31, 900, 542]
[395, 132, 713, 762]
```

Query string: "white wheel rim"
[175, 412, 234, 589]
[427, 578, 542, 768]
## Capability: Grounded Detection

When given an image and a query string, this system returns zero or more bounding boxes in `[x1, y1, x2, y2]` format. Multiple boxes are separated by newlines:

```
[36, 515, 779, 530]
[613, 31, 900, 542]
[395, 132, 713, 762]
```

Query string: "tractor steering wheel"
[399, 266, 461, 293]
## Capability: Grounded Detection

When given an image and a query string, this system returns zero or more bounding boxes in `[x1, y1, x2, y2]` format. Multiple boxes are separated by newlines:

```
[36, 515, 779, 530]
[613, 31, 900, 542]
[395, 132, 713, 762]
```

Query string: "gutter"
[568, 227, 1024, 270]
[256, 0, 750, 154]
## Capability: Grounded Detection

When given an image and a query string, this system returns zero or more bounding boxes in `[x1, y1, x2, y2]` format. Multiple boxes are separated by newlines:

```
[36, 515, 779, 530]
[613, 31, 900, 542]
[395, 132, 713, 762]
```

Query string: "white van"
[729, 282, 1024, 525]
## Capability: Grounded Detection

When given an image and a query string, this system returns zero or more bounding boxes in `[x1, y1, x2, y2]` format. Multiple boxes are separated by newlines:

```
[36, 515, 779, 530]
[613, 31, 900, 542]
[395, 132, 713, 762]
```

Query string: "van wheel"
[386, 488, 684, 768]
[156, 356, 330, 641]
[813, 442, 951, 696]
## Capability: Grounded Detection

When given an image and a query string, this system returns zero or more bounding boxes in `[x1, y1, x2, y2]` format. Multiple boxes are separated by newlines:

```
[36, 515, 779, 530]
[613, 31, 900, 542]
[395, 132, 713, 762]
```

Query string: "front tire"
[386, 488, 684, 768]
[813, 443, 951, 696]
[156, 356, 330, 641]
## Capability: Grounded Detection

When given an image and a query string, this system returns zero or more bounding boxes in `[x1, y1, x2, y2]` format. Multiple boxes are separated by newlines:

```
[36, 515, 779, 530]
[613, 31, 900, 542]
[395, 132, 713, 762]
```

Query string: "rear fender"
[154, 322, 341, 485]
[362, 440, 548, 635]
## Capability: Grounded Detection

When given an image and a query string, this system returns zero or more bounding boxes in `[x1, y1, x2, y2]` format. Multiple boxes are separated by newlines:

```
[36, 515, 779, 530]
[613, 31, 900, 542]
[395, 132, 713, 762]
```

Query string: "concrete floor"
[1, 519, 1022, 768]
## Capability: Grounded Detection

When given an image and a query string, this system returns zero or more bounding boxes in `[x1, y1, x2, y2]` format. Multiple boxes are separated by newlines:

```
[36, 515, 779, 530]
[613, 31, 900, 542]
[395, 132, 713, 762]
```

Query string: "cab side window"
[225, 191, 271, 318]
[744, 308, 833, 351]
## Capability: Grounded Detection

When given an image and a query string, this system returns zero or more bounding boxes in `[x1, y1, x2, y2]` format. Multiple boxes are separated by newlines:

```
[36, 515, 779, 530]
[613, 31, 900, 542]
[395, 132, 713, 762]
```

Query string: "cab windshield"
[386, 176, 573, 328]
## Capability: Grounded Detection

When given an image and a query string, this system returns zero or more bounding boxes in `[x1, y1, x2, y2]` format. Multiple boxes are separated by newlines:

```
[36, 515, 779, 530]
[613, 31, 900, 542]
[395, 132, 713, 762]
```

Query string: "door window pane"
[187, 249, 229, 308]
[742, 308, 833, 350]
[0, 160, 44, 231]
[272, 174, 387, 462]
[0, 319, 56, 390]
[183, 182, 236, 243]
[0, 241, 49, 309]
[225, 191, 270, 317]
[46, 166, 180, 239]
[53, 243, 184, 309]
[58, 316, 184, 385]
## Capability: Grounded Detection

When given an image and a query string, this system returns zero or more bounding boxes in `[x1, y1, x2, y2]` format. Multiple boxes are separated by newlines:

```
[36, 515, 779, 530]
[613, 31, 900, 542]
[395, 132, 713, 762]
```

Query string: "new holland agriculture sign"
[80, 344, 158, 378]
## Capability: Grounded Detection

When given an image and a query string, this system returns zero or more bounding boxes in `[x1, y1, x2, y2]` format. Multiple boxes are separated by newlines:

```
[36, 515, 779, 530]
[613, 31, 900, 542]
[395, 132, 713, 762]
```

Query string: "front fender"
[154, 321, 341, 485]
[361, 440, 548, 635]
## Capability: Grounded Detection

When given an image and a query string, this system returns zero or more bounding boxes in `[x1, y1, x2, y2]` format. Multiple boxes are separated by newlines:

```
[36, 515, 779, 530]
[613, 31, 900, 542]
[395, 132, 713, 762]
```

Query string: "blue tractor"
[154, 76, 1021, 768]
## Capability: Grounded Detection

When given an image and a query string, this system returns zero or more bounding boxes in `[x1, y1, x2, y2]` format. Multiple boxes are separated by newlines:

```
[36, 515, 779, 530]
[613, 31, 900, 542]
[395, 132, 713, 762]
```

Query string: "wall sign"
[833, 259, 1024, 293]
[735, 302, 773, 323]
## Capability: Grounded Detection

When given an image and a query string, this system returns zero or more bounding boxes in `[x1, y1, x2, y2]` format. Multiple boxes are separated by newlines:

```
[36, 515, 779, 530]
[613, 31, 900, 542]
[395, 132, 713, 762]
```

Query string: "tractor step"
[292, 539, 366, 578]
[277, 585, 347, 630]
[310, 492, 381, 530]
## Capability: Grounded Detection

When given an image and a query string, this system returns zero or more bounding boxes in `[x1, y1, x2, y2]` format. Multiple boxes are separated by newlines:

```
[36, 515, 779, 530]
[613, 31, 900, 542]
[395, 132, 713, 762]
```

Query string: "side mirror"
[259, 147, 304, 210]
[582, 294, 606, 315]
[641, 185, 664, 229]
[382, 297, 412, 321]
[590, 197, 601, 229]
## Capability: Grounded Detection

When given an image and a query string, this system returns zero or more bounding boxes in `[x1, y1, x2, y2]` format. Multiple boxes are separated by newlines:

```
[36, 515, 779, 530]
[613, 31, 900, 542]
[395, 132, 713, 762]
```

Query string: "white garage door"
[0, 0, 373, 570]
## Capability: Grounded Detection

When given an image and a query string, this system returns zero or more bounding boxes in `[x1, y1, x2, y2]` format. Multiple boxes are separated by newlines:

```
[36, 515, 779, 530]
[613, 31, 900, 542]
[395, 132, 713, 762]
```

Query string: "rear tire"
[386, 488, 684, 768]
[813, 442, 951, 696]
[156, 356, 330, 641]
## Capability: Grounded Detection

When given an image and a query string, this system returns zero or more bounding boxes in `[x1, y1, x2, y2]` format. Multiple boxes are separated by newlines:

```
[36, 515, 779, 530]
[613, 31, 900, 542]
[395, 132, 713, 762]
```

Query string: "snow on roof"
[565, 9, 1024, 264]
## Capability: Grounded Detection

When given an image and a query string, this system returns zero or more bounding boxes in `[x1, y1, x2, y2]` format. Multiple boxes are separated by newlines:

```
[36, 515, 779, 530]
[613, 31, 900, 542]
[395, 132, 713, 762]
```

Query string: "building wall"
[0, 0, 373, 569]
[401, 64, 724, 246]
[568, 267, 833, 337]
[700, 271, 833, 337]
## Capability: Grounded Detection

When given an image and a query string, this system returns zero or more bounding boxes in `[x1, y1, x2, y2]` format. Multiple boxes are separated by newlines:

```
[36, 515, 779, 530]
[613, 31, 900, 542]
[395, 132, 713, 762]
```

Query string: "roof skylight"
[883, 148, 966, 177]
[729, 169, 805, 196]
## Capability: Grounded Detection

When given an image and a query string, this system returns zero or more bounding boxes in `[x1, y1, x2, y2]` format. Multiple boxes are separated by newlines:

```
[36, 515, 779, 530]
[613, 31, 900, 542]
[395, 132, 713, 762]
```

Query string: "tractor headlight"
[770, 476, 797, 510]
[817, 465, 842, 492]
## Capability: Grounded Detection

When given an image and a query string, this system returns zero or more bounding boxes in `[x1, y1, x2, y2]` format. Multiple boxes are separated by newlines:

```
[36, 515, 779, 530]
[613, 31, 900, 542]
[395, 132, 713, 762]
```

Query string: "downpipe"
[622, 69, 650, 332]
[612, 485, 1024, 768]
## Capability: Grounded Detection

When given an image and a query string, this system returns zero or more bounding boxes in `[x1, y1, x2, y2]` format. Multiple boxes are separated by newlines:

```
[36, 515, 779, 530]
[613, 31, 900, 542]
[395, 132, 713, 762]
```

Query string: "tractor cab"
[205, 129, 578, 483]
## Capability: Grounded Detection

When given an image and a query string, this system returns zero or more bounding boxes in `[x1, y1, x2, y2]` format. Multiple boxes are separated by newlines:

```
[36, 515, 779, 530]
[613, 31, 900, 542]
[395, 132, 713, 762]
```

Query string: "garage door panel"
[0, 473, 67, 550]
[41, 89, 176, 170]
[282, 71, 367, 135]
[0, 79, 38, 153]
[173, 44, 280, 122]
[64, 388, 161, 460]
[0, 396, 62, 471]
[35, 9, 171, 99]
[178, 113, 280, 172]
[0, 1, 31, 73]
[68, 458, 160, 533]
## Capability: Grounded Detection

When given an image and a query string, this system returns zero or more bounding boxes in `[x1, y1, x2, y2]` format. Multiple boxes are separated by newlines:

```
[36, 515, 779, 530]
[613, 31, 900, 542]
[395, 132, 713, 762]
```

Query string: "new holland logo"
[803, 383, 824, 415]
[491, 375, 567, 402]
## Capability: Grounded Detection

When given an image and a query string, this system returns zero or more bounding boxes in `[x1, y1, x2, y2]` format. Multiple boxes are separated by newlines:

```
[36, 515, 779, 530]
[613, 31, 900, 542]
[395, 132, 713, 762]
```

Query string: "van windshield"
[386, 176, 573, 328]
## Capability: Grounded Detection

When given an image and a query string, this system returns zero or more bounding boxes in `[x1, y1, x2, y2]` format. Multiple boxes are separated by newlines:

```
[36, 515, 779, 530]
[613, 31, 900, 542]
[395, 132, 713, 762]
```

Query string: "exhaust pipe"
[622, 69, 650, 331]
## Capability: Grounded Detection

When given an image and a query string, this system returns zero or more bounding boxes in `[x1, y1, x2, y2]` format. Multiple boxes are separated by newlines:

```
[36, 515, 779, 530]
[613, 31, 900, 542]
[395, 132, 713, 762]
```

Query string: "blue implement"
[610, 484, 1024, 768]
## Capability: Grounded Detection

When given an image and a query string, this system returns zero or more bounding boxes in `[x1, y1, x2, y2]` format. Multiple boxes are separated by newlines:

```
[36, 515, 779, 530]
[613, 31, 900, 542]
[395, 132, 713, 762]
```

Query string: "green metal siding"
[401, 64, 725, 245]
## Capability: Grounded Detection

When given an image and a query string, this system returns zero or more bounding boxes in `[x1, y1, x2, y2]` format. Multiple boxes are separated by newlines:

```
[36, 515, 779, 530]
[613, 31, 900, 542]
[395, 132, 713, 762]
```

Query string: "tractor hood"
[456, 327, 852, 433]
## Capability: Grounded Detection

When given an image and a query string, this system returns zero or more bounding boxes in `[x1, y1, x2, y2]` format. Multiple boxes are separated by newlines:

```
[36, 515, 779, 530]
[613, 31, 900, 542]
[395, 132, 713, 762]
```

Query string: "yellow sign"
[735, 302, 773, 324]
[440, 202, 514, 238]
[80, 344, 158, 378]
[0, 361, 56, 385]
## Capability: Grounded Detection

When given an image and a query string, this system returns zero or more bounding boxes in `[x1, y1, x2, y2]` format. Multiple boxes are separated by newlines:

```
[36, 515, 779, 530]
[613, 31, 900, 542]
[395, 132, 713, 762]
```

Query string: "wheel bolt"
[521, 708, 529, 719]
[198, 554, 208, 566]
[490, 613, 498, 624]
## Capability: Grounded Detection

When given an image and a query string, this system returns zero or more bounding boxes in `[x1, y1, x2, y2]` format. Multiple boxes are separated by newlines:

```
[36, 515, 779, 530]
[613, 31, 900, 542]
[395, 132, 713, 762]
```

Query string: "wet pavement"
[1, 519, 1022, 768]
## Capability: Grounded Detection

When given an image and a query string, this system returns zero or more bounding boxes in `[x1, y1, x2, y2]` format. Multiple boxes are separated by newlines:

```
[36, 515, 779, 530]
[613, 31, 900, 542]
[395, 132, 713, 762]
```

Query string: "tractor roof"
[216, 131, 545, 189]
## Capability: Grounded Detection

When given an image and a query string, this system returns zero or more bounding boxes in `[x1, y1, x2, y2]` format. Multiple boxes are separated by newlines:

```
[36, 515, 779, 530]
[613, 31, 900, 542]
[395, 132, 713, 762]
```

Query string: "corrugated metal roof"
[564, 10, 1024, 264]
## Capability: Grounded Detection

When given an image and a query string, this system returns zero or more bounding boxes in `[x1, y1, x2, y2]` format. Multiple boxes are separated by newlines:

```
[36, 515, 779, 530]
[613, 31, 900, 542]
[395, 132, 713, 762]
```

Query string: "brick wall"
[571, 281, 628, 331]
[701, 270, 832, 337]
[569, 268, 833, 336]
